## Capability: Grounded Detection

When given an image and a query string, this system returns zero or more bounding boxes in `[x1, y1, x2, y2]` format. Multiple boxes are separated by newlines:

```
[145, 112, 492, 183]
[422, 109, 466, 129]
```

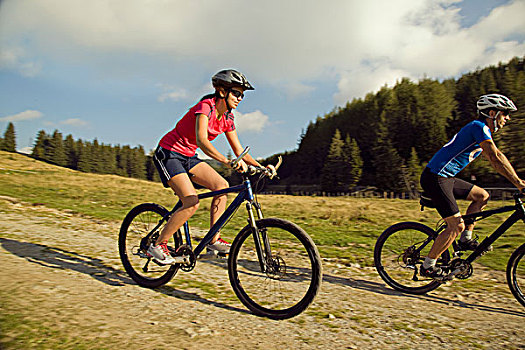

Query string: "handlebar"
[229, 146, 282, 180]
[230, 146, 251, 169]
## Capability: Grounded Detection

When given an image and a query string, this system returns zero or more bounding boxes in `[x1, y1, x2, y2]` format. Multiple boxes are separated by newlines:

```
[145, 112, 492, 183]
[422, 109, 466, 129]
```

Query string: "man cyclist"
[419, 93, 525, 278]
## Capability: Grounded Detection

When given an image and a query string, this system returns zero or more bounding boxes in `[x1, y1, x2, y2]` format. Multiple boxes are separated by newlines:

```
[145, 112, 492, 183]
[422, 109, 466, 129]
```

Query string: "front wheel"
[119, 203, 183, 288]
[228, 218, 322, 319]
[374, 221, 450, 294]
[506, 242, 525, 308]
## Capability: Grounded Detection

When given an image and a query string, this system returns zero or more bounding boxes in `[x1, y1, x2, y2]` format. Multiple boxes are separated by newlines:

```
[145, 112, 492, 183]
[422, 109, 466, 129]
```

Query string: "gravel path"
[0, 196, 523, 349]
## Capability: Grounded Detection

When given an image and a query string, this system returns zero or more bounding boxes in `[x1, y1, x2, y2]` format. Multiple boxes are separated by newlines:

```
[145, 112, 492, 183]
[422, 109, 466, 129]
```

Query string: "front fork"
[247, 201, 271, 272]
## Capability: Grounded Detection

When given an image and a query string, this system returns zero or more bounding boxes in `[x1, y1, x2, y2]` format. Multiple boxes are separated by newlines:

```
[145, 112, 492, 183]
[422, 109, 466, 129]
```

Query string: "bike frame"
[417, 195, 525, 263]
[461, 197, 525, 263]
[160, 176, 265, 258]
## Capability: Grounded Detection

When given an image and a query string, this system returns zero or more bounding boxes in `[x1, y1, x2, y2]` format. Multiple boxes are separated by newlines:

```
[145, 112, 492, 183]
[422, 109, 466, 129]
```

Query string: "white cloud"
[0, 110, 43, 122]
[234, 110, 269, 134]
[0, 47, 41, 77]
[158, 89, 189, 102]
[60, 118, 89, 127]
[0, 0, 523, 104]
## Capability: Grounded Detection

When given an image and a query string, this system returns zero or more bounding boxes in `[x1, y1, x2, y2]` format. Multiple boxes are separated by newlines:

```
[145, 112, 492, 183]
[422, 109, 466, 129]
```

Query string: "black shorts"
[420, 167, 474, 218]
[153, 146, 202, 188]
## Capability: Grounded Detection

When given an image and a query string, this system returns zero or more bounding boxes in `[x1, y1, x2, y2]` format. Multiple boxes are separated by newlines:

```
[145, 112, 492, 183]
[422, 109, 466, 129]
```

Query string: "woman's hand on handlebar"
[230, 159, 248, 173]
[266, 164, 277, 179]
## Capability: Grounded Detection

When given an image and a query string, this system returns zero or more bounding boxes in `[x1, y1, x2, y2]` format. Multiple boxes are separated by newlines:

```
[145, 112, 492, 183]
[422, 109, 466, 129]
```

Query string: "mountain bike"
[118, 147, 322, 319]
[374, 190, 525, 307]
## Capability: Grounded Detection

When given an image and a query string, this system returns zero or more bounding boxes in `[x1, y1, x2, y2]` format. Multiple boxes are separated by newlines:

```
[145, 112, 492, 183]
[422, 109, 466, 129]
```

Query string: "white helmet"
[477, 93, 517, 113]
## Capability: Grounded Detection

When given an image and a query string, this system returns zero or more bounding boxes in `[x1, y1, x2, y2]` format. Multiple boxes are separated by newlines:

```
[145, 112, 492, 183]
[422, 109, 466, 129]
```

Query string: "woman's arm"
[225, 129, 262, 167]
[195, 114, 229, 164]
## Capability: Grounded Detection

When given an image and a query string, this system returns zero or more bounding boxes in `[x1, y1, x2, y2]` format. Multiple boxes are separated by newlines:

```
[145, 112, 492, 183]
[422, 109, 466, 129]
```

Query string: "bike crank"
[446, 259, 473, 280]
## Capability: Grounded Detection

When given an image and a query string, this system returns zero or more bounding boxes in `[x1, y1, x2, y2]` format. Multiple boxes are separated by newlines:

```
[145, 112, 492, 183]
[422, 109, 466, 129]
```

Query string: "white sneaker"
[206, 238, 231, 254]
[147, 242, 176, 265]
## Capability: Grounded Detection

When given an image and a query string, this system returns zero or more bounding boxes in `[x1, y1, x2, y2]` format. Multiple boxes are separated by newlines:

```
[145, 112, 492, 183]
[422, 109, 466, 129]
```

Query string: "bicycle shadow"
[322, 271, 525, 318]
[157, 285, 250, 315]
[0, 238, 248, 315]
[0, 237, 132, 286]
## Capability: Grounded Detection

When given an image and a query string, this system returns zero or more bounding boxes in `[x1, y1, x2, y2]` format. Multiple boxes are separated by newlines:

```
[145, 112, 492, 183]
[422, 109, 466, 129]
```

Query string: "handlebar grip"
[230, 146, 250, 168]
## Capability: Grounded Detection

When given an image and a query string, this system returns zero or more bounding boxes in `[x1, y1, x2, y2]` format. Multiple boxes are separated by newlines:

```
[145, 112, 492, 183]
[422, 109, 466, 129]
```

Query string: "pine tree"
[100, 144, 117, 174]
[31, 130, 48, 160]
[320, 129, 347, 192]
[145, 150, 161, 182]
[344, 135, 363, 188]
[77, 140, 94, 173]
[64, 134, 78, 169]
[48, 130, 67, 166]
[404, 147, 422, 195]
[1, 122, 16, 152]
[372, 115, 406, 192]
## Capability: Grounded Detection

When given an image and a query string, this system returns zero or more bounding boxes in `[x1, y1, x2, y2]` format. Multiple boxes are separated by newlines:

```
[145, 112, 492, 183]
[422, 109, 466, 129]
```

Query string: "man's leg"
[428, 214, 465, 259]
[461, 186, 489, 242]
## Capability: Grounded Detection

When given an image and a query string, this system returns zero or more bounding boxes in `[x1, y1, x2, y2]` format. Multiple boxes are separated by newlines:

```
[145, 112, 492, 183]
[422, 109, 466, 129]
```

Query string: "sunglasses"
[229, 89, 244, 99]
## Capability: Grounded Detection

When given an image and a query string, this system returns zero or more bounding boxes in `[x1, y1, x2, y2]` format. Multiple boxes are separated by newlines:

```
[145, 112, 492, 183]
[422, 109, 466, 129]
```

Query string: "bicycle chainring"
[175, 245, 196, 272]
[449, 258, 473, 280]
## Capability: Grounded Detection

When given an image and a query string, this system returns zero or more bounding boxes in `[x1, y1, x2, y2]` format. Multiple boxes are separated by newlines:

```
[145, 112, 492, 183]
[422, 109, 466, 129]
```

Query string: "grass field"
[0, 150, 523, 271]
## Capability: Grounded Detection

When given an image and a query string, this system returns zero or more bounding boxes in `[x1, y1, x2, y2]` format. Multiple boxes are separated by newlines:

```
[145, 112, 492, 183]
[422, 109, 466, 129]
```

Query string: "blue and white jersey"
[427, 120, 492, 177]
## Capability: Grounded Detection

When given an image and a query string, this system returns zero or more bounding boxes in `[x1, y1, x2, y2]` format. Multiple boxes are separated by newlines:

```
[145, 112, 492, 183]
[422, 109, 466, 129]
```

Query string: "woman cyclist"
[149, 69, 274, 264]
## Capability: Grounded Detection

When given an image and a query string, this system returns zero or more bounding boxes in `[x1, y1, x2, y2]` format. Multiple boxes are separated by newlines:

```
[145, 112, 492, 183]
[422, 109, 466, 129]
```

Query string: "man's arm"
[480, 139, 525, 190]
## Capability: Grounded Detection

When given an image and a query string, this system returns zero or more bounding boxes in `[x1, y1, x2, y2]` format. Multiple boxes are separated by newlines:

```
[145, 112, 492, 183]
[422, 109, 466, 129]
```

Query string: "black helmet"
[212, 69, 254, 90]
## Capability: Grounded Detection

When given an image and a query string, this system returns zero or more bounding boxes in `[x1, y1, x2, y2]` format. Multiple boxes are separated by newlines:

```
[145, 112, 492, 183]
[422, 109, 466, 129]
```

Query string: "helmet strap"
[482, 110, 500, 132]
[224, 89, 234, 112]
[214, 88, 233, 115]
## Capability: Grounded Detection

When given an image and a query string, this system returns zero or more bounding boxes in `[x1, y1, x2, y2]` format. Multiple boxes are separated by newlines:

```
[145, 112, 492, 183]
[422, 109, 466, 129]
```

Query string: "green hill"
[1, 150, 522, 271]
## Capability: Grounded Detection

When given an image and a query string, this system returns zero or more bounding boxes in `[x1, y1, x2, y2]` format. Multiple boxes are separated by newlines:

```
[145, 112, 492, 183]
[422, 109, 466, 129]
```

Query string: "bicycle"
[118, 147, 322, 319]
[374, 190, 525, 307]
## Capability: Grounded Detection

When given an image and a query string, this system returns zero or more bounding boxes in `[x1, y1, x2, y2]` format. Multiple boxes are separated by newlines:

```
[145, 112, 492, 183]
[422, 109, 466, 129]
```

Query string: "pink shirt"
[159, 96, 236, 156]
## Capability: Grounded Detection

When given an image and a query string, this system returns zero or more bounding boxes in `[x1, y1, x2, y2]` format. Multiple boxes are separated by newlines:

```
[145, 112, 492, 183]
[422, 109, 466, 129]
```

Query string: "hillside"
[1, 151, 524, 349]
[270, 56, 525, 192]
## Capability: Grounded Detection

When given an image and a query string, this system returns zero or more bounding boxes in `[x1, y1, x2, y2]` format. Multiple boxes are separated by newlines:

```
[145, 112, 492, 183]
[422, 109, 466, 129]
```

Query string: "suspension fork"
[247, 202, 269, 272]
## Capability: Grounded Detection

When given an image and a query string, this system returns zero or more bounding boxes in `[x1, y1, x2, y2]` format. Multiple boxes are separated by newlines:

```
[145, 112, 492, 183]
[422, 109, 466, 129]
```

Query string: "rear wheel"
[228, 218, 322, 319]
[374, 222, 450, 294]
[507, 242, 525, 308]
[119, 203, 183, 288]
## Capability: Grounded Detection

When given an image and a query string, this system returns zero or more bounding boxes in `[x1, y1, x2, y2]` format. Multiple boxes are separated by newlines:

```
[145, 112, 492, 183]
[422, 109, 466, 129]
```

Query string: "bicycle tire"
[506, 242, 525, 308]
[228, 218, 322, 319]
[374, 221, 450, 295]
[119, 203, 182, 288]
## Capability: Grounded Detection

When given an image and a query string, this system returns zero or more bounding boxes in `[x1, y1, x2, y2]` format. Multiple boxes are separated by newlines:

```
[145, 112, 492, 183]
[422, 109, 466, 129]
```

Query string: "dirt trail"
[0, 196, 523, 349]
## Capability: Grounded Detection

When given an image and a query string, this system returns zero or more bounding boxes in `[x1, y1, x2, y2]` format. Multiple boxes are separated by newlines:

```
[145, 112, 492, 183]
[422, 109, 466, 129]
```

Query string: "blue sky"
[1, 0, 524, 159]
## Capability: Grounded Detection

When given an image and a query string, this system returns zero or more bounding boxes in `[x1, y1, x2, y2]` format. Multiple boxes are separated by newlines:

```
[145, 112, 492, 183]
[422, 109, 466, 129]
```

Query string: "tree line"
[1, 56, 523, 194]
[29, 129, 160, 181]
[266, 56, 525, 193]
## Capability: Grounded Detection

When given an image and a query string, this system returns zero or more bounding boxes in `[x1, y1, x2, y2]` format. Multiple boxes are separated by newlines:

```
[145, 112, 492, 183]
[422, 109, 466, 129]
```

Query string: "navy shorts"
[420, 167, 474, 218]
[153, 146, 202, 188]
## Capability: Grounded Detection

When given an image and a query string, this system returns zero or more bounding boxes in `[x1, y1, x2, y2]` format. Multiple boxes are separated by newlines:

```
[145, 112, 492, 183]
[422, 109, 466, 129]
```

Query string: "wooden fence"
[259, 187, 518, 201]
